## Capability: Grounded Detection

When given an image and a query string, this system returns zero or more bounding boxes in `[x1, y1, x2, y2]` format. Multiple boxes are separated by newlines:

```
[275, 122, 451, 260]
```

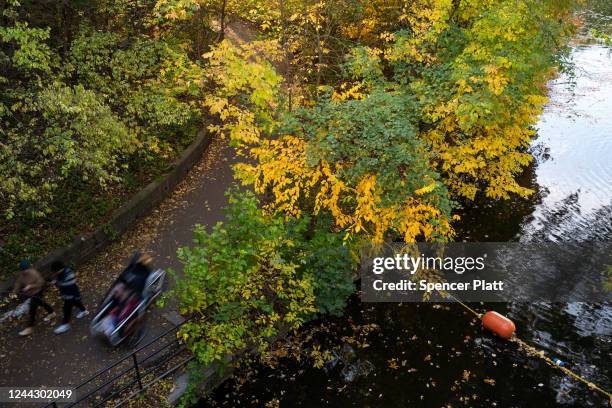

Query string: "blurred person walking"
[120, 252, 154, 296]
[50, 260, 89, 334]
[14, 261, 55, 336]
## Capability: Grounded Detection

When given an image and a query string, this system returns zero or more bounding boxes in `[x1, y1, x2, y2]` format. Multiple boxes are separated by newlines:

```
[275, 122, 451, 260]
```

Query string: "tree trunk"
[220, 0, 227, 41]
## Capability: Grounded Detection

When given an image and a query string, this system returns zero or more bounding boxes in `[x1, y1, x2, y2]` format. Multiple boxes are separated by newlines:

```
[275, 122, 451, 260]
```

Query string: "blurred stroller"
[90, 253, 166, 347]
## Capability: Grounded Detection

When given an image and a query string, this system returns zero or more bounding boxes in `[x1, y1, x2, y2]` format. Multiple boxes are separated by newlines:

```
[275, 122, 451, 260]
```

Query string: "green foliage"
[302, 89, 450, 213]
[168, 190, 356, 368]
[0, 82, 133, 219]
[293, 88, 452, 241]
[0, 0, 209, 278]
[0, 0, 207, 220]
[0, 22, 52, 74]
[301, 224, 354, 316]
[169, 191, 316, 365]
[64, 26, 203, 151]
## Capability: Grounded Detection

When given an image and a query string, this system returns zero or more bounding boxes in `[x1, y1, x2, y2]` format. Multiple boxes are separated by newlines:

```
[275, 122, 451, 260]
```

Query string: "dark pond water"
[198, 4, 612, 407]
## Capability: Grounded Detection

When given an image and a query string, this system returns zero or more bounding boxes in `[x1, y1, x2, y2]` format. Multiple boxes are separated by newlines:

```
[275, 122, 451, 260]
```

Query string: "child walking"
[50, 260, 89, 334]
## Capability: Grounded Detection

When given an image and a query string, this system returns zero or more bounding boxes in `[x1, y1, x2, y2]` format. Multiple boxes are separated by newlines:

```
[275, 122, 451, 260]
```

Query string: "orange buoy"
[481, 311, 516, 339]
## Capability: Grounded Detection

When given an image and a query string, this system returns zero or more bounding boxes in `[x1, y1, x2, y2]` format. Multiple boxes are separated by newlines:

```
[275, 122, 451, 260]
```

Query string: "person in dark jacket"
[118, 252, 153, 296]
[50, 260, 88, 334]
[14, 261, 55, 336]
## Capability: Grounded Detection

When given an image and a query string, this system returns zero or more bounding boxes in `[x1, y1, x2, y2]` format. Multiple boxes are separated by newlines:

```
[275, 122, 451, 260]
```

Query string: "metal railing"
[43, 317, 193, 408]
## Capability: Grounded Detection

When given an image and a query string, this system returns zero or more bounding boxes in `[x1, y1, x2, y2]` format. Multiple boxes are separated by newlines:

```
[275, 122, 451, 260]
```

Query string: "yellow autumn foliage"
[200, 0, 576, 242]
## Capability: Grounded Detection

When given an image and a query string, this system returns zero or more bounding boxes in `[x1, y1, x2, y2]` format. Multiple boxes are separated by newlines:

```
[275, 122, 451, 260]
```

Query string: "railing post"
[132, 353, 144, 391]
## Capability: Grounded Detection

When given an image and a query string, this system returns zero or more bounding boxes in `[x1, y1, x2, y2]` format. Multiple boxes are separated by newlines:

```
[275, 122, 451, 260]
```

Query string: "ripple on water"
[511, 42, 612, 406]
[523, 45, 612, 243]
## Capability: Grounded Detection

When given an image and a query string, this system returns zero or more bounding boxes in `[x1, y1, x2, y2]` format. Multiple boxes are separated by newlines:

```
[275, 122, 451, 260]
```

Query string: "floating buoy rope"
[440, 292, 612, 405]
[512, 336, 612, 404]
